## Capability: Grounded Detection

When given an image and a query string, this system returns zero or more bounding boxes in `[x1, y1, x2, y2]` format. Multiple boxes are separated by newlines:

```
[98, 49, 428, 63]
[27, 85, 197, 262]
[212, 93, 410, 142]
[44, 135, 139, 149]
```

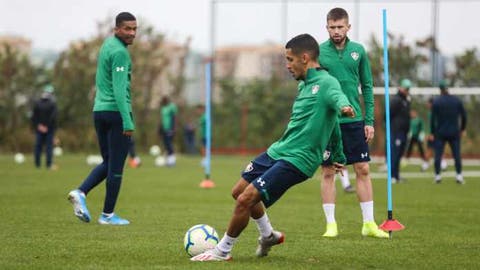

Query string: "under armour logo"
[257, 177, 265, 187]
[361, 152, 368, 159]
[115, 66, 125, 72]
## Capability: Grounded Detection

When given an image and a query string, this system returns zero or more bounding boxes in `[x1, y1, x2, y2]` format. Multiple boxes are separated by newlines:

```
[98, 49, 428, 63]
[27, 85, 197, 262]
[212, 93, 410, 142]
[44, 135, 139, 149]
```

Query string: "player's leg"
[164, 133, 175, 166]
[34, 131, 44, 168]
[45, 128, 55, 169]
[321, 165, 338, 237]
[390, 133, 401, 182]
[353, 162, 388, 238]
[191, 184, 262, 261]
[235, 153, 277, 244]
[448, 136, 464, 184]
[433, 137, 446, 183]
[68, 112, 108, 222]
[99, 112, 130, 225]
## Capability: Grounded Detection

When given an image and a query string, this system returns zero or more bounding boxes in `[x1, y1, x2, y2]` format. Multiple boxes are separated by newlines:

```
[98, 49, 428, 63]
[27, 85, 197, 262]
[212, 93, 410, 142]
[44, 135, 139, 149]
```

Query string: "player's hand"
[37, 124, 48, 133]
[332, 162, 345, 175]
[364, 125, 375, 143]
[123, 130, 133, 136]
[341, 106, 355, 118]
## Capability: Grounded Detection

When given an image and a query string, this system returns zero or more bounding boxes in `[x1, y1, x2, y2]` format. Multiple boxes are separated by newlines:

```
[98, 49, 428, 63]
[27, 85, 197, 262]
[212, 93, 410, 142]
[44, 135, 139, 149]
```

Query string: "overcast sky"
[1, 0, 479, 55]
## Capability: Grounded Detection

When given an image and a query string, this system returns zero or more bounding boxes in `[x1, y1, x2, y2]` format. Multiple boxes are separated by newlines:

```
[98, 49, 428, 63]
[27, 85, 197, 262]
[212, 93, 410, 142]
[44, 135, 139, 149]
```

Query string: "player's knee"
[231, 187, 241, 200]
[321, 166, 336, 181]
[354, 163, 370, 178]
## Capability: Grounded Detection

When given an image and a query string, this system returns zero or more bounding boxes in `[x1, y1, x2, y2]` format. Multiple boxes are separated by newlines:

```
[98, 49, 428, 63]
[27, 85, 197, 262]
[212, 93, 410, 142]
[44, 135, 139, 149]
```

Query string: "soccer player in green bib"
[191, 33, 354, 261]
[318, 8, 388, 238]
[67, 12, 136, 225]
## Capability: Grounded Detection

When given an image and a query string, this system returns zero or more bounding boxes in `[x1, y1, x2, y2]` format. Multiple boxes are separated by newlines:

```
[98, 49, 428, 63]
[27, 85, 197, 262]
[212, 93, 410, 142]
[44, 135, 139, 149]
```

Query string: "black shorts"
[241, 152, 308, 208]
[323, 121, 370, 165]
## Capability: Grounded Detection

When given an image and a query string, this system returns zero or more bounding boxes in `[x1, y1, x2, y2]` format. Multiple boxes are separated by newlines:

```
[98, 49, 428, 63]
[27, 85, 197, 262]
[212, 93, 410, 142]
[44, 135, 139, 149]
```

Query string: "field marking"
[370, 170, 480, 179]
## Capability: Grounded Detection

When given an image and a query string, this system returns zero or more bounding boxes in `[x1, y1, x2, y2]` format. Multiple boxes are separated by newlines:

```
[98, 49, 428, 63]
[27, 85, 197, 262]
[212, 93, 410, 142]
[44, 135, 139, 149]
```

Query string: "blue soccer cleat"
[98, 213, 130, 225]
[67, 189, 91, 223]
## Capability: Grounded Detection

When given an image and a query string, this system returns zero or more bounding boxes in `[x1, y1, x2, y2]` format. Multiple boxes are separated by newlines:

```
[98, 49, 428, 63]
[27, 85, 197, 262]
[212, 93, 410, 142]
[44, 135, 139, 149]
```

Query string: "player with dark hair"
[431, 80, 467, 184]
[68, 12, 137, 225]
[191, 33, 354, 261]
[159, 95, 178, 166]
[318, 7, 388, 238]
[32, 85, 57, 169]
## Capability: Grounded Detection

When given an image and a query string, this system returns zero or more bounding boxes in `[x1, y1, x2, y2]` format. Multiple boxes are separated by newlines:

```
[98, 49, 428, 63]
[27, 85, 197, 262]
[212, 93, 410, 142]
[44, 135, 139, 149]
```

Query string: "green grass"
[0, 154, 479, 269]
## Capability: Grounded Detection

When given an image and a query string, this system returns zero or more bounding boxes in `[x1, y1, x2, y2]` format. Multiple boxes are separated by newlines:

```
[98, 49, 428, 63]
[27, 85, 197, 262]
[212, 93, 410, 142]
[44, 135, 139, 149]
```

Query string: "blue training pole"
[204, 62, 212, 179]
[382, 9, 393, 219]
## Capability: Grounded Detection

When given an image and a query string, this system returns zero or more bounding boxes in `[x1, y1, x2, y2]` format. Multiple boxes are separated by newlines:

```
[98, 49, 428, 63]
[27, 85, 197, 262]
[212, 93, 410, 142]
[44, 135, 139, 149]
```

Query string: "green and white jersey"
[319, 38, 374, 126]
[199, 113, 206, 139]
[267, 68, 351, 177]
[161, 103, 178, 131]
[93, 36, 134, 131]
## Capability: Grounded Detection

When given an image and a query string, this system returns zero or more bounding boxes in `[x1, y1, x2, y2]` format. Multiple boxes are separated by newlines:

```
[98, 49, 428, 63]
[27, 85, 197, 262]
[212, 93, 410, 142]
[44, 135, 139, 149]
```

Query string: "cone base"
[199, 179, 216, 189]
[379, 219, 405, 231]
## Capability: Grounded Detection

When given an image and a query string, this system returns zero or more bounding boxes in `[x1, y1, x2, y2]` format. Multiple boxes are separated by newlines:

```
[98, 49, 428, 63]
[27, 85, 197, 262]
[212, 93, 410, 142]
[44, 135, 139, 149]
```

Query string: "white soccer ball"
[184, 224, 219, 257]
[154, 156, 166, 167]
[149, 145, 161, 156]
[86, 155, 103, 166]
[14, 153, 25, 164]
[441, 159, 448, 170]
[53, 146, 63, 156]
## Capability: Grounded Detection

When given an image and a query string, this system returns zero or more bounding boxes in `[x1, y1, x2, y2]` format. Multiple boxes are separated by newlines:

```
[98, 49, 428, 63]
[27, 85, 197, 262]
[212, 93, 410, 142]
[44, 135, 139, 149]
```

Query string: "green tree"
[368, 33, 427, 86]
[0, 43, 43, 151]
[452, 48, 480, 86]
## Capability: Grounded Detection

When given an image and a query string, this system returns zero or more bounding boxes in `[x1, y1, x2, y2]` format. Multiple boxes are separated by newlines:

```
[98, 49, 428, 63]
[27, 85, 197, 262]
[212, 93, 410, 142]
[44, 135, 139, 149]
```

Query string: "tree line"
[1, 21, 479, 155]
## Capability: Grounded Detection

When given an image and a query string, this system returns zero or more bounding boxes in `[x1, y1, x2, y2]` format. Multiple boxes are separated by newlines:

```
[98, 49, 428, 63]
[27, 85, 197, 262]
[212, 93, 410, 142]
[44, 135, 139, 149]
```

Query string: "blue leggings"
[434, 135, 461, 175]
[79, 111, 131, 214]
[34, 128, 55, 168]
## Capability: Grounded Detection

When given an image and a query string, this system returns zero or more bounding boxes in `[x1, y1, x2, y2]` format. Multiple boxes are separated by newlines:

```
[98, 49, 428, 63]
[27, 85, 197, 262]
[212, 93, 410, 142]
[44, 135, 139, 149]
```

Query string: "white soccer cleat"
[190, 248, 232, 262]
[67, 189, 91, 223]
[256, 231, 285, 257]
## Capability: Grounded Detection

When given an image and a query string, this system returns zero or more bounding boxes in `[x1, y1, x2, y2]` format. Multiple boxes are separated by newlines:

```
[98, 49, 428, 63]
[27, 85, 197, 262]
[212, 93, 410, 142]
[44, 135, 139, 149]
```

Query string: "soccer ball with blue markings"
[184, 224, 219, 257]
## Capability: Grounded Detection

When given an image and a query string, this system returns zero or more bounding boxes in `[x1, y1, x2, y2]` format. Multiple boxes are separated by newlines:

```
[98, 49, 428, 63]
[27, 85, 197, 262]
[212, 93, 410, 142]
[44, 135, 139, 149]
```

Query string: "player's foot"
[456, 174, 465, 185]
[256, 231, 285, 257]
[434, 175, 442, 184]
[190, 248, 232, 261]
[67, 189, 90, 223]
[322, 222, 338, 237]
[98, 213, 130, 225]
[343, 185, 355, 193]
[361, 222, 389, 238]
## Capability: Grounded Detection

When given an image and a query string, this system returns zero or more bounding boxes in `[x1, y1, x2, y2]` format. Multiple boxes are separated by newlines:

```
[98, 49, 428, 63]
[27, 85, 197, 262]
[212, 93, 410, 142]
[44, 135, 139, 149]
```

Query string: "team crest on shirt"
[312, 85, 320, 94]
[323, 150, 331, 161]
[244, 162, 254, 173]
[351, 52, 359, 61]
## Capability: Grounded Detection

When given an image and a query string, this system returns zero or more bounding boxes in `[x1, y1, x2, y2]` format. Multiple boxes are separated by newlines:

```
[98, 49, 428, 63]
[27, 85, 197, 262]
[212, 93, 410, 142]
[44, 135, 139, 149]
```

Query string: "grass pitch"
[0, 154, 479, 269]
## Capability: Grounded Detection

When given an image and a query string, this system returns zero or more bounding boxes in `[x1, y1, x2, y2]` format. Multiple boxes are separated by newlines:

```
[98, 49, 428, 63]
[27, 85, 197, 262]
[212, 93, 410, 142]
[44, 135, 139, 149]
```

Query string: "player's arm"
[327, 79, 353, 116]
[430, 103, 437, 139]
[459, 101, 467, 134]
[359, 46, 375, 141]
[111, 49, 135, 133]
[329, 120, 346, 167]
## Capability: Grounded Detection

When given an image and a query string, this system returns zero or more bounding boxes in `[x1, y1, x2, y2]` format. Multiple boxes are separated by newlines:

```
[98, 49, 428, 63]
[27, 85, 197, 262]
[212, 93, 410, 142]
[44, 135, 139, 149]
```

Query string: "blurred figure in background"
[389, 79, 411, 183]
[127, 137, 141, 168]
[431, 80, 467, 184]
[31, 84, 57, 169]
[159, 96, 178, 166]
[405, 109, 429, 171]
